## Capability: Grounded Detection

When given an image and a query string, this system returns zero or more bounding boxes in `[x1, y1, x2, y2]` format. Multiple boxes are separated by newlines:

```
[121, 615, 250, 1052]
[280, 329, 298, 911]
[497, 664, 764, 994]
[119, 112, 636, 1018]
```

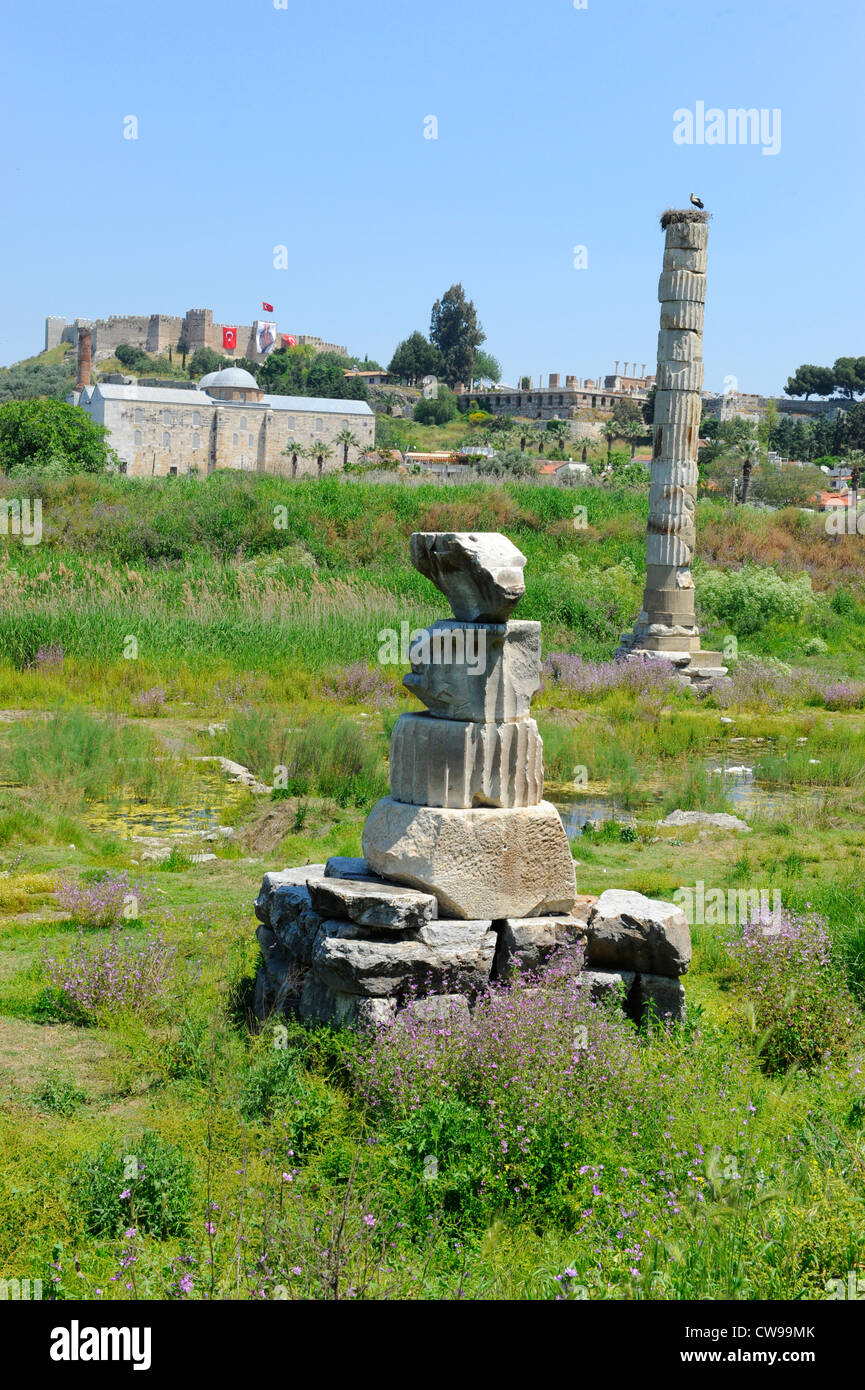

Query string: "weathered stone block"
[312, 918, 496, 996]
[410, 531, 527, 621]
[581, 968, 636, 1003]
[298, 974, 397, 1029]
[362, 797, 577, 920]
[657, 328, 702, 362]
[254, 865, 325, 925]
[324, 856, 381, 881]
[655, 360, 704, 392]
[665, 220, 708, 251]
[494, 914, 587, 981]
[632, 973, 686, 1023]
[403, 621, 541, 723]
[660, 301, 704, 332]
[663, 245, 708, 273]
[389, 712, 543, 808]
[657, 269, 706, 304]
[584, 889, 691, 977]
[308, 876, 437, 933]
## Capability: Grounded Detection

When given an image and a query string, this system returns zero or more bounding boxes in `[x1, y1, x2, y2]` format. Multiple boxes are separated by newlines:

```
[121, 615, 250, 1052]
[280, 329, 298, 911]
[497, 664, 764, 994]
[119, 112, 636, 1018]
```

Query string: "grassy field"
[0, 473, 863, 1301]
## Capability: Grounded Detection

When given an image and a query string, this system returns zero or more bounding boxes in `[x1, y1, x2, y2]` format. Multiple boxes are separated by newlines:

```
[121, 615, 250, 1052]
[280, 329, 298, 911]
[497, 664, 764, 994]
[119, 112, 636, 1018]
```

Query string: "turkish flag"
[262, 301, 274, 313]
[222, 326, 237, 350]
[282, 334, 297, 347]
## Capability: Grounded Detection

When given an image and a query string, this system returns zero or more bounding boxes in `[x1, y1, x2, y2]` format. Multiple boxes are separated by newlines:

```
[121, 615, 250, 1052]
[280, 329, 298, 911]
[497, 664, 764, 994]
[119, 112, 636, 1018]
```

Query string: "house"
[344, 368, 390, 387]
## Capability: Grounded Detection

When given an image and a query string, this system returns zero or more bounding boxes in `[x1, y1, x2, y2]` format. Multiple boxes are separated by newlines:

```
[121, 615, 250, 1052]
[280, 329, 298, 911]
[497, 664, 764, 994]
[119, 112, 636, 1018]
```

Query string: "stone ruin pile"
[254, 532, 691, 1027]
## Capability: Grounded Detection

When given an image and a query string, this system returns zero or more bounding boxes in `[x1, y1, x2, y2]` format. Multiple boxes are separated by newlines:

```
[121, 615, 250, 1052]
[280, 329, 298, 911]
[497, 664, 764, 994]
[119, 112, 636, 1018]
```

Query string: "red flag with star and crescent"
[282, 334, 297, 347]
[262, 301, 274, 313]
[222, 326, 237, 351]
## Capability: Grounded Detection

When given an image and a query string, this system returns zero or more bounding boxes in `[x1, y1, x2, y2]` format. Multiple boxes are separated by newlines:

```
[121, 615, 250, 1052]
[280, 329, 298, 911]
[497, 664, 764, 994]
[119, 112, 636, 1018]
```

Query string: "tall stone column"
[75, 325, 92, 393]
[618, 210, 724, 683]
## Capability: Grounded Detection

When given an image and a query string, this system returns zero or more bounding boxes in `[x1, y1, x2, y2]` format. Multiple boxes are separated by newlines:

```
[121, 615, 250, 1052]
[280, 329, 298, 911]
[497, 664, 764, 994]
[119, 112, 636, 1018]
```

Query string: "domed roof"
[206, 366, 260, 390]
[198, 371, 219, 388]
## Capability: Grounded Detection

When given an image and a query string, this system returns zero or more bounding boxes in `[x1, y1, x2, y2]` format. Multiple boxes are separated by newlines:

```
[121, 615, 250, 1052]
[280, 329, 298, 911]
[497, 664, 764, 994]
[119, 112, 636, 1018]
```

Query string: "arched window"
[162, 432, 171, 447]
[248, 434, 254, 447]
[240, 417, 247, 431]
[233, 434, 239, 446]
[315, 418, 323, 433]
[134, 408, 143, 423]
[162, 410, 171, 425]
[192, 433, 200, 450]
[134, 429, 142, 446]
[286, 416, 295, 429]
[192, 411, 201, 427]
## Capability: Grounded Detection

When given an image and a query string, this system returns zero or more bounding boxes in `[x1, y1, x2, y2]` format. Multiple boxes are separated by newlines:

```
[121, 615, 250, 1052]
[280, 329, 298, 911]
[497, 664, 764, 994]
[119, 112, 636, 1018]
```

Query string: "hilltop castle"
[45, 309, 347, 364]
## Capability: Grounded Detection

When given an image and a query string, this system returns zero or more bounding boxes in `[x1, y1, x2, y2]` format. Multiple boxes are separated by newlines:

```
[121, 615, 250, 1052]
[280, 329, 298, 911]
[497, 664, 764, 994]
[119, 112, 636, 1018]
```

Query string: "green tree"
[188, 347, 230, 379]
[0, 358, 75, 404]
[429, 284, 486, 386]
[760, 397, 779, 449]
[115, 343, 152, 373]
[611, 397, 643, 429]
[307, 352, 368, 400]
[387, 332, 443, 386]
[784, 364, 835, 399]
[840, 401, 865, 453]
[471, 350, 502, 386]
[334, 428, 361, 467]
[0, 398, 118, 475]
[545, 418, 569, 454]
[833, 356, 865, 400]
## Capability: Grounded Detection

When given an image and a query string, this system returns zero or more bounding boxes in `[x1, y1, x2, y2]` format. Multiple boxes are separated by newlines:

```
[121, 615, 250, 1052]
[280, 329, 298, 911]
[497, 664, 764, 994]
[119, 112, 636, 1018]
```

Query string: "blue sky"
[1, 0, 862, 395]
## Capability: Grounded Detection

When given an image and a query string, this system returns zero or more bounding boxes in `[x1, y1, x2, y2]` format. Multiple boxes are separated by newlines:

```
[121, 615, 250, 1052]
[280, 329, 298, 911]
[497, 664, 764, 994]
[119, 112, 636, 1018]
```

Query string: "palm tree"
[603, 419, 618, 464]
[621, 419, 644, 459]
[282, 438, 304, 479]
[335, 428, 361, 468]
[546, 418, 569, 456]
[312, 440, 335, 477]
[737, 438, 761, 505]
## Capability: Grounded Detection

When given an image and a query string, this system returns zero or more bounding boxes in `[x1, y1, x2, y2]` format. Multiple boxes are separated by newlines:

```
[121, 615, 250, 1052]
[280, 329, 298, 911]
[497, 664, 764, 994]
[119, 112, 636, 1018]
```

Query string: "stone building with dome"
[70, 367, 374, 478]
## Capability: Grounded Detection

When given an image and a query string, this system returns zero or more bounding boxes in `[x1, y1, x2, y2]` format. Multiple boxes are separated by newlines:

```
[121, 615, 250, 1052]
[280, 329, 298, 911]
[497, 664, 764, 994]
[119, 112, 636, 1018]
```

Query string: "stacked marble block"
[617, 212, 725, 689]
[253, 531, 690, 1026]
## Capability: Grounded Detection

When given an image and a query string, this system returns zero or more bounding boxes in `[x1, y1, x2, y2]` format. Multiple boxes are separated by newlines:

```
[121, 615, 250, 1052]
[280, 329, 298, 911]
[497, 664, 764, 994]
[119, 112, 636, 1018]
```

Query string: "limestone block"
[312, 918, 496, 996]
[657, 269, 706, 304]
[494, 914, 587, 982]
[580, 969, 636, 1003]
[308, 876, 437, 933]
[254, 865, 325, 925]
[652, 390, 702, 428]
[362, 797, 577, 920]
[665, 220, 708, 250]
[324, 856, 381, 881]
[657, 328, 702, 363]
[658, 809, 751, 832]
[655, 360, 704, 392]
[653, 417, 701, 461]
[265, 883, 327, 964]
[663, 245, 708, 273]
[632, 973, 686, 1023]
[584, 889, 691, 977]
[410, 531, 527, 621]
[404, 621, 541, 723]
[660, 301, 704, 333]
[395, 994, 471, 1028]
[299, 975, 398, 1029]
[389, 712, 543, 808]
[254, 923, 304, 1020]
[649, 460, 699, 488]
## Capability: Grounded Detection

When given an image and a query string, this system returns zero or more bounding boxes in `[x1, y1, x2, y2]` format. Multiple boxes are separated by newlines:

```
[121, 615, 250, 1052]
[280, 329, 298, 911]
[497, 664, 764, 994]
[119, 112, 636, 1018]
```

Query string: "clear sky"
[1, 0, 862, 395]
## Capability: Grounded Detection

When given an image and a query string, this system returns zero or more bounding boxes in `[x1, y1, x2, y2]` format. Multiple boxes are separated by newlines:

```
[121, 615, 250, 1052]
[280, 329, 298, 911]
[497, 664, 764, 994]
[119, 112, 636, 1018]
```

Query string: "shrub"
[131, 685, 167, 714]
[542, 651, 679, 699]
[727, 907, 857, 1072]
[317, 663, 395, 704]
[413, 388, 457, 425]
[697, 564, 820, 634]
[29, 1069, 87, 1116]
[54, 870, 145, 928]
[69, 1131, 194, 1238]
[41, 925, 175, 1022]
[0, 398, 118, 475]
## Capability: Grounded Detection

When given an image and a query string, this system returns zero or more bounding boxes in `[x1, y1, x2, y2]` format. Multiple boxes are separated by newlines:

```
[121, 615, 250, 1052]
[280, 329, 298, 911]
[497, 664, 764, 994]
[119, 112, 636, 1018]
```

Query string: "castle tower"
[617, 210, 725, 686]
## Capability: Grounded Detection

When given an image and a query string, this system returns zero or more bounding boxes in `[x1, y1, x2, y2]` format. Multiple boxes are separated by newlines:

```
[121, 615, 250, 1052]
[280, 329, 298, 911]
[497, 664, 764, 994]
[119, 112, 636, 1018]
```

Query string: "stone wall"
[84, 389, 374, 478]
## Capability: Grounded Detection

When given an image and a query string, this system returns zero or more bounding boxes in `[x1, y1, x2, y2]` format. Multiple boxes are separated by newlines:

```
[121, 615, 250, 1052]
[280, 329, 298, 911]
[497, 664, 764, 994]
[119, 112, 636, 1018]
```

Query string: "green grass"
[0, 472, 863, 1301]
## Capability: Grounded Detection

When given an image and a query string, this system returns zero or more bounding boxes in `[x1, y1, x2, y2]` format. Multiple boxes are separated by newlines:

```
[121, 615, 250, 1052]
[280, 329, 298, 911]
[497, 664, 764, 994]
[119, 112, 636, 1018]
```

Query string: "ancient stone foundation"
[253, 532, 691, 1027]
